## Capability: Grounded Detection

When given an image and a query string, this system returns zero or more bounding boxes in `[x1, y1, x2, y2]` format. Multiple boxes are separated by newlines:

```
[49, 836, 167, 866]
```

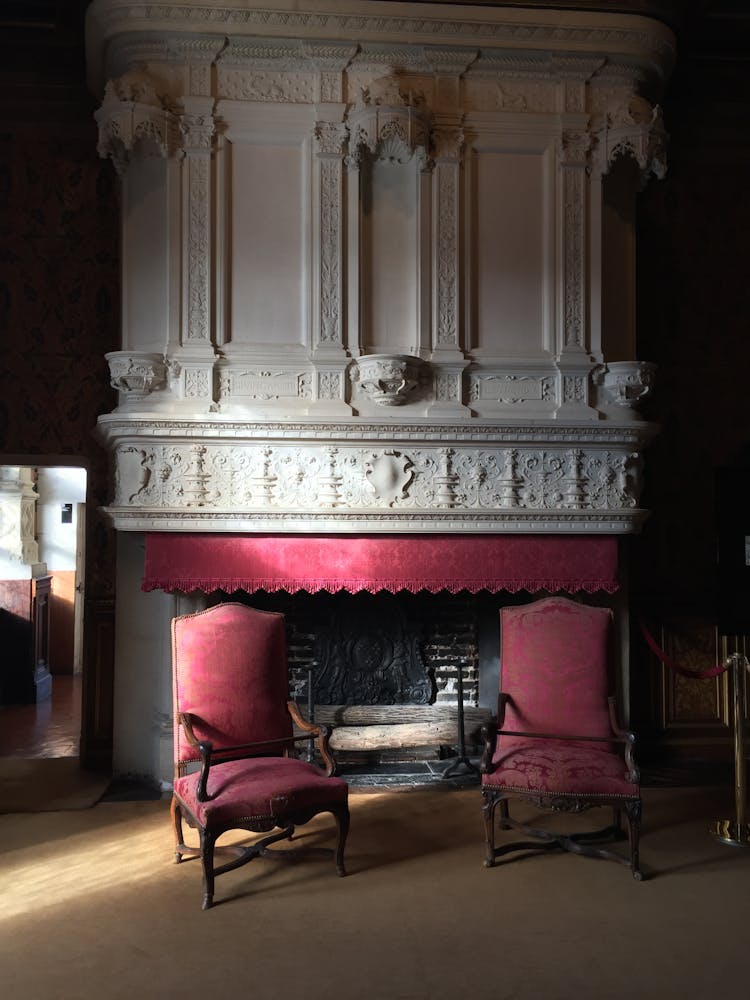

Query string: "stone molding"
[86, 2, 676, 94]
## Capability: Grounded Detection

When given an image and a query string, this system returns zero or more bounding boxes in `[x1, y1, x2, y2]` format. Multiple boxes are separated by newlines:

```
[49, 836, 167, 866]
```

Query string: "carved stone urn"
[352, 354, 425, 406]
[598, 361, 656, 417]
[105, 352, 167, 399]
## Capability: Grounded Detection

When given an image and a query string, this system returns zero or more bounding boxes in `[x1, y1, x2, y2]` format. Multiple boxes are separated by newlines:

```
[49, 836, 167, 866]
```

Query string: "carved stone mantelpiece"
[87, 0, 675, 536]
[98, 415, 653, 533]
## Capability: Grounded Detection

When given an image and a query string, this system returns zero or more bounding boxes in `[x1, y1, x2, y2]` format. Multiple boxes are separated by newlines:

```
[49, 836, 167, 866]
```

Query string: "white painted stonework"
[87, 0, 673, 535]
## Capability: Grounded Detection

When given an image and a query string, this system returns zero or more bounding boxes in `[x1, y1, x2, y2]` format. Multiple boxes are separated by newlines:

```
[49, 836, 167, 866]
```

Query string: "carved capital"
[314, 121, 348, 157]
[558, 129, 592, 165]
[179, 112, 216, 151]
[431, 125, 465, 161]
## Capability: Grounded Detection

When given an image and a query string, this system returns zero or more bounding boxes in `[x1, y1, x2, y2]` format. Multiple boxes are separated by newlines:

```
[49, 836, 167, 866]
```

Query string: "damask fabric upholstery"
[482, 595, 641, 877]
[487, 598, 633, 796]
[174, 757, 349, 827]
[171, 603, 291, 765]
[144, 533, 619, 595]
[498, 598, 614, 741]
[484, 741, 638, 798]
[170, 602, 350, 907]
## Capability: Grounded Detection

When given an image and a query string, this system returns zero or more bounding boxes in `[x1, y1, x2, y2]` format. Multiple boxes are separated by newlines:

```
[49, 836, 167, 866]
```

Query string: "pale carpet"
[0, 785, 748, 1000]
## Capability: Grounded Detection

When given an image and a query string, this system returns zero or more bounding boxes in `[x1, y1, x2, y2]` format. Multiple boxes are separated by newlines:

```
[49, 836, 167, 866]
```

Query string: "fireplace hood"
[87, 0, 673, 537]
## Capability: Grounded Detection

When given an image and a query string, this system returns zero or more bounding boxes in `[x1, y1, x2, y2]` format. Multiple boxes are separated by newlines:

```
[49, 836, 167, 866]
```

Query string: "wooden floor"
[0, 675, 81, 758]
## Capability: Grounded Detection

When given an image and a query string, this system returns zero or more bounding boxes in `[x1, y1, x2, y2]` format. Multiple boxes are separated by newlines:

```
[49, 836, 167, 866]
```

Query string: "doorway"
[0, 463, 87, 759]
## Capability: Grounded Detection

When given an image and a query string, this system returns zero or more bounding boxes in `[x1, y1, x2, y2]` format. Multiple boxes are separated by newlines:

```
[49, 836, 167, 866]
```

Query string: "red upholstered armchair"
[170, 603, 349, 909]
[481, 596, 643, 879]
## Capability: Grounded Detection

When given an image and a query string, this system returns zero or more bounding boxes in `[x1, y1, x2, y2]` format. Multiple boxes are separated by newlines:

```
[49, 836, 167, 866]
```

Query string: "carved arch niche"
[346, 75, 433, 408]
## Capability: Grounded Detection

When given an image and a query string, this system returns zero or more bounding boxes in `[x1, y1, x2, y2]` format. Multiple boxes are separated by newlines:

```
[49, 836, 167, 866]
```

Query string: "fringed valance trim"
[142, 533, 619, 596]
[143, 577, 618, 595]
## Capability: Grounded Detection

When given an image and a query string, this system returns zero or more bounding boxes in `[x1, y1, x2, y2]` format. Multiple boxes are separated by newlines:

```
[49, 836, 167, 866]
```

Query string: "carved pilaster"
[558, 127, 591, 353]
[555, 125, 599, 420]
[314, 122, 347, 353]
[180, 101, 214, 345]
[174, 97, 217, 409]
[429, 121, 470, 414]
[431, 123, 464, 355]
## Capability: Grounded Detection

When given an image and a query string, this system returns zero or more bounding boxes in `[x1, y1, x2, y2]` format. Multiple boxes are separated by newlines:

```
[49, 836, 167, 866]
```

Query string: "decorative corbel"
[598, 95, 668, 187]
[95, 69, 178, 174]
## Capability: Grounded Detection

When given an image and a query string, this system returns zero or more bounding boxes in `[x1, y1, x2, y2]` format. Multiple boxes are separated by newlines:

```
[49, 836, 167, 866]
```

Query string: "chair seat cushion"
[174, 756, 348, 828]
[483, 739, 638, 799]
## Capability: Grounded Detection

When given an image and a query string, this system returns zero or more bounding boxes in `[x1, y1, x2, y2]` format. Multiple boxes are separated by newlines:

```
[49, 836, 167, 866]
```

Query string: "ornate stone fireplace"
[84, 0, 674, 783]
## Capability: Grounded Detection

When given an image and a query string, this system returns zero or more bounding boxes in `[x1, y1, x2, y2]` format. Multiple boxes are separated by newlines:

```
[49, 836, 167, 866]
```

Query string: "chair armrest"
[286, 700, 338, 778]
[607, 697, 640, 783]
[492, 720, 640, 785]
[179, 712, 331, 802]
[480, 693, 508, 774]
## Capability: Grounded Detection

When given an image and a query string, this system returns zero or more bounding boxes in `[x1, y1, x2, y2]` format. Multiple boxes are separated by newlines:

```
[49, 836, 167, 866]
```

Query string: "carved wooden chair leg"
[482, 793, 498, 867]
[171, 796, 186, 863]
[333, 805, 350, 876]
[626, 800, 643, 880]
[200, 829, 219, 910]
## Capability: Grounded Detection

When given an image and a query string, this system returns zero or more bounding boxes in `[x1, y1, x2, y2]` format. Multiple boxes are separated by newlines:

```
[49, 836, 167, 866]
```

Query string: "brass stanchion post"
[710, 652, 750, 847]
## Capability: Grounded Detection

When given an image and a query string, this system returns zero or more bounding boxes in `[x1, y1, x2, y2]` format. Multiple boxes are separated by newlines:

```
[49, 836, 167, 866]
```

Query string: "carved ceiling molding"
[86, 1, 677, 93]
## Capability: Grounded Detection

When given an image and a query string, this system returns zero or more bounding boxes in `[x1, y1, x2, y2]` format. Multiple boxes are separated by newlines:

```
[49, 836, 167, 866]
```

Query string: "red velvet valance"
[142, 533, 618, 595]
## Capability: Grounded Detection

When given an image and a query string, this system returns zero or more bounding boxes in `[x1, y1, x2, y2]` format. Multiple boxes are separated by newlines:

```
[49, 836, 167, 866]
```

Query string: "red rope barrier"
[638, 621, 728, 679]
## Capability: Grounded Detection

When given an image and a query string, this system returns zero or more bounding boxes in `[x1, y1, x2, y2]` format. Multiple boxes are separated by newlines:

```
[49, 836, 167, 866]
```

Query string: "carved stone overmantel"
[86, 0, 675, 535]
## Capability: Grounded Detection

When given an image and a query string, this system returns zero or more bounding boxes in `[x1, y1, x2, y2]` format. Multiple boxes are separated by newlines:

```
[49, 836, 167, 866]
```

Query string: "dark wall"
[633, 7, 750, 613]
[0, 2, 120, 765]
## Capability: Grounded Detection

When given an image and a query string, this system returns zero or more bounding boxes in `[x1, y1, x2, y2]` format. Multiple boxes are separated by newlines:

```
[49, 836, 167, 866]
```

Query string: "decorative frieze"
[100, 415, 651, 532]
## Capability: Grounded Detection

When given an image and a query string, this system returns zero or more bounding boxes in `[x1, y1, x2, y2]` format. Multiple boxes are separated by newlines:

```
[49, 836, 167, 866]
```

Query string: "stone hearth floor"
[340, 758, 482, 789]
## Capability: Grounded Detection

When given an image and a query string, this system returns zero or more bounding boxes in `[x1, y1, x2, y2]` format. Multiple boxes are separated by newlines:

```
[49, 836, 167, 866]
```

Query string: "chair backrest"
[499, 596, 614, 739]
[171, 602, 291, 766]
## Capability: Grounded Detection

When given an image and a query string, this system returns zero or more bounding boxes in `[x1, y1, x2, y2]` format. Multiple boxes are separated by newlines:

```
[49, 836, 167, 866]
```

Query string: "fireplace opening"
[205, 588, 538, 769]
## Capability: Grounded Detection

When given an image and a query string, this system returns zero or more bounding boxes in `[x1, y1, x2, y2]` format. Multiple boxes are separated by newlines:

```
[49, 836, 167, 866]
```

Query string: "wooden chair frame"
[481, 692, 643, 880]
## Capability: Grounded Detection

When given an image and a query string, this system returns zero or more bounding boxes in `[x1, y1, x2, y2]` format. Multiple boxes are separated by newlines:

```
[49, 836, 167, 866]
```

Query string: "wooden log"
[309, 704, 491, 728]
[330, 721, 460, 751]
[291, 704, 493, 751]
